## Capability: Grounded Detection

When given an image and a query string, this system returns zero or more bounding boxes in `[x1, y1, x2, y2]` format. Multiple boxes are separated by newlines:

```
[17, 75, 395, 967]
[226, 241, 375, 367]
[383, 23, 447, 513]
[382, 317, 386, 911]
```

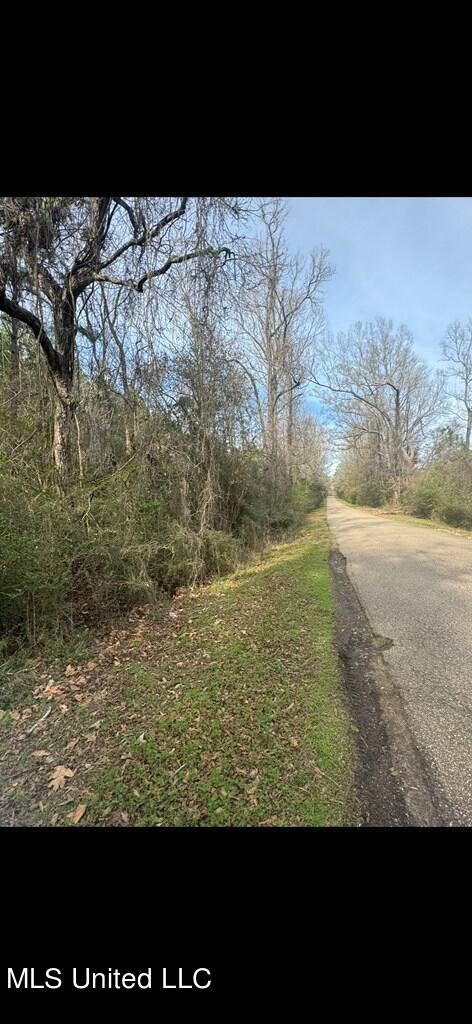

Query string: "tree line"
[328, 318, 472, 525]
[2, 195, 471, 648]
[0, 197, 330, 644]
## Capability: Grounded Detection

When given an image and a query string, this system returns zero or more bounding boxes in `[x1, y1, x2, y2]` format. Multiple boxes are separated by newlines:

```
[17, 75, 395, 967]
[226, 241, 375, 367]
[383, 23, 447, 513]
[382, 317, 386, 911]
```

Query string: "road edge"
[329, 546, 455, 827]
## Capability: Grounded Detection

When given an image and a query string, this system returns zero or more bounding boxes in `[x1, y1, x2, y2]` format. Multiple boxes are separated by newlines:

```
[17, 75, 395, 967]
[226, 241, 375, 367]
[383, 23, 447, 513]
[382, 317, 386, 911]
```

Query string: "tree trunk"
[123, 393, 136, 455]
[267, 369, 278, 504]
[392, 386, 402, 505]
[50, 301, 77, 479]
[52, 394, 74, 478]
[286, 379, 294, 485]
[124, 420, 133, 454]
[9, 317, 19, 419]
[466, 409, 472, 450]
[115, 337, 136, 453]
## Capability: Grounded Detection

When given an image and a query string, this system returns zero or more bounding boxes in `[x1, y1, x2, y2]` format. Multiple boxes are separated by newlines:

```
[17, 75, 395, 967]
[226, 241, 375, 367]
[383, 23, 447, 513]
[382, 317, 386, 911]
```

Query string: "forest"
[0, 197, 331, 646]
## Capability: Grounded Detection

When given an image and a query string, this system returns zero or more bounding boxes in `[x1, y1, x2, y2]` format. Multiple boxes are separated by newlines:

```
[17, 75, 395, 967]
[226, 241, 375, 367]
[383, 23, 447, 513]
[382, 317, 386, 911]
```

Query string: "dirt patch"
[330, 548, 456, 826]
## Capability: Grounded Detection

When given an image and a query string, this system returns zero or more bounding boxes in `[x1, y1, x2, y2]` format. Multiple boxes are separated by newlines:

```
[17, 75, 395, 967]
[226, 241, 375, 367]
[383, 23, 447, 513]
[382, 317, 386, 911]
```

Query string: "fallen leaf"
[48, 765, 74, 791]
[65, 664, 76, 676]
[85, 660, 97, 671]
[69, 803, 87, 824]
[10, 710, 21, 721]
[51, 813, 59, 825]
[90, 720, 101, 729]
[137, 733, 146, 743]
[32, 750, 49, 758]
[35, 681, 67, 699]
[120, 811, 130, 824]
[290, 737, 298, 749]
[75, 675, 87, 685]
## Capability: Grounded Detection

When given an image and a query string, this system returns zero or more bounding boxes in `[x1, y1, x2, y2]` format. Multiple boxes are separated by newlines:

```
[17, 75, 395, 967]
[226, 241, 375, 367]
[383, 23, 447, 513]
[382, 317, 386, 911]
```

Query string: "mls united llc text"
[7, 969, 212, 990]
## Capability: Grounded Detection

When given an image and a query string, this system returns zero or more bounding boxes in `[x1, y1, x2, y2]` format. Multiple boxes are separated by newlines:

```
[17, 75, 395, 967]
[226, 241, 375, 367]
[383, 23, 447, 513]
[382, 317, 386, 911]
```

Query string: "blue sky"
[284, 197, 472, 366]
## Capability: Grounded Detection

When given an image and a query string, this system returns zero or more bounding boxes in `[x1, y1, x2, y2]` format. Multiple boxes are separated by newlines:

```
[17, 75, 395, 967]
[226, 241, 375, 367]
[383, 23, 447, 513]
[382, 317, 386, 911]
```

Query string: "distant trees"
[313, 318, 443, 504]
[329, 319, 472, 527]
[442, 320, 472, 449]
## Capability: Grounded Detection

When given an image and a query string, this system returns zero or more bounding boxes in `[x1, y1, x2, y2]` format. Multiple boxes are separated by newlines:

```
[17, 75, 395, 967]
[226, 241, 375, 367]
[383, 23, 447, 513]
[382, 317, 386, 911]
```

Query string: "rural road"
[327, 495, 472, 826]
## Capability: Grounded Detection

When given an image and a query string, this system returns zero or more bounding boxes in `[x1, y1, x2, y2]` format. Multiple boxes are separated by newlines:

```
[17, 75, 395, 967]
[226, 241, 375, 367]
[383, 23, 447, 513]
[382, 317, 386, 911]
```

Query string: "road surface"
[327, 495, 472, 826]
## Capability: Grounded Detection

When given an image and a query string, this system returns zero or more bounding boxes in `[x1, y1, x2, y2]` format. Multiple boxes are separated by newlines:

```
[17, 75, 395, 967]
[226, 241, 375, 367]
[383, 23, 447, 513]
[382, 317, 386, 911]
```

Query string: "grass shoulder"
[0, 506, 356, 827]
[335, 497, 472, 539]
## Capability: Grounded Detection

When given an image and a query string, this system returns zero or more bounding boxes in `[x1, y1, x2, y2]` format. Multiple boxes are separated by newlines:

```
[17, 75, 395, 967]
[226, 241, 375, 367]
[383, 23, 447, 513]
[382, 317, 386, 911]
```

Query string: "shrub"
[357, 480, 386, 507]
[335, 478, 389, 508]
[0, 435, 330, 651]
[268, 510, 295, 531]
[401, 482, 438, 518]
[203, 529, 240, 577]
[290, 478, 327, 519]
[436, 503, 472, 529]
[400, 454, 472, 528]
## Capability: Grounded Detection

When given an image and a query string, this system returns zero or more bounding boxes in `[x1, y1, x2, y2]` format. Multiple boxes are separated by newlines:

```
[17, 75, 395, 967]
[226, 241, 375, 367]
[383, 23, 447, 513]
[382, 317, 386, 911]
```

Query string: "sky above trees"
[284, 197, 472, 364]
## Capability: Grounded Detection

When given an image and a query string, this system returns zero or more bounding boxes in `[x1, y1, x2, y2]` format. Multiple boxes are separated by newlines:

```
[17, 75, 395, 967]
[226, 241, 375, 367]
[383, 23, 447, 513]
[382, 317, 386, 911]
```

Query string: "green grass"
[382, 511, 472, 537]
[0, 508, 357, 827]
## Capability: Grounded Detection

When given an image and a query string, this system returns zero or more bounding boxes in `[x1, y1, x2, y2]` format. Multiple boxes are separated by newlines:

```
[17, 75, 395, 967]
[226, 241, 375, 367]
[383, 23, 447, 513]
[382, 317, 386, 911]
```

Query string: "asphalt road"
[327, 495, 472, 826]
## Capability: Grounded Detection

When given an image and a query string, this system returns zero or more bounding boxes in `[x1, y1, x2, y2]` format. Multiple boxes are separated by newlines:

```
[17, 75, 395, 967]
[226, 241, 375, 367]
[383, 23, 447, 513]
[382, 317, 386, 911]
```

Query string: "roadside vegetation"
[2, 196, 472, 828]
[336, 429, 472, 530]
[0, 197, 352, 828]
[0, 198, 330, 653]
[326, 320, 472, 528]
[0, 507, 357, 827]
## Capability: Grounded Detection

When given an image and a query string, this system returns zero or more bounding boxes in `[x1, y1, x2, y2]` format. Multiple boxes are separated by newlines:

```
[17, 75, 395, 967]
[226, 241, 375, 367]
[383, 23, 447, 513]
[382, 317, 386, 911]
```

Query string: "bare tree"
[0, 197, 245, 479]
[442, 320, 472, 449]
[312, 318, 444, 503]
[290, 413, 330, 483]
[235, 199, 332, 497]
